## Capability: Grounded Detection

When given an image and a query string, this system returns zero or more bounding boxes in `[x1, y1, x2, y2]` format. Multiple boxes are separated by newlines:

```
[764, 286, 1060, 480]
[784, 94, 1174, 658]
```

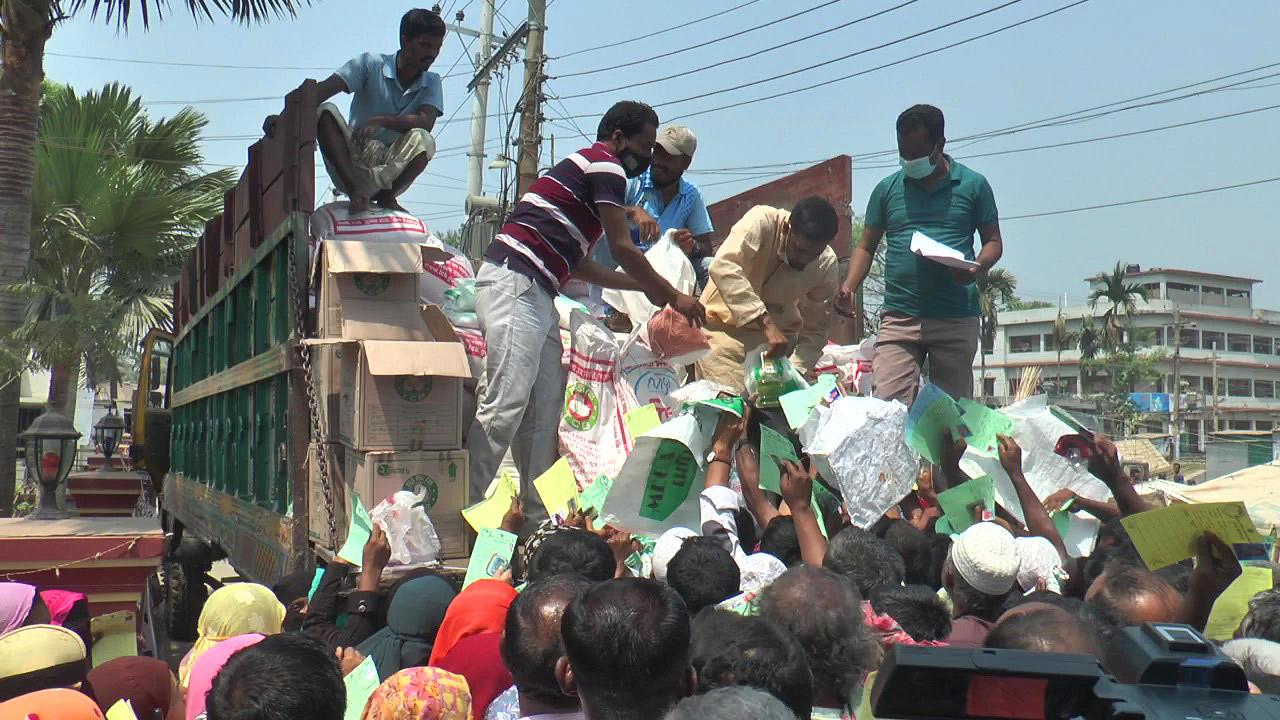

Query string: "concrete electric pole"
[465, 0, 497, 201]
[516, 0, 547, 198]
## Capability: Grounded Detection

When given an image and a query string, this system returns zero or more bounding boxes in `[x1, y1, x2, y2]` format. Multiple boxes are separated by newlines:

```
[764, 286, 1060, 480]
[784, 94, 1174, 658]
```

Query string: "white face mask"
[899, 150, 937, 179]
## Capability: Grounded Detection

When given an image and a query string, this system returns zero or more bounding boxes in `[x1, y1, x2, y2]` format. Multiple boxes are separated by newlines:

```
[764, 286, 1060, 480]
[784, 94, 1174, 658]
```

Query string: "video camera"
[871, 622, 1280, 719]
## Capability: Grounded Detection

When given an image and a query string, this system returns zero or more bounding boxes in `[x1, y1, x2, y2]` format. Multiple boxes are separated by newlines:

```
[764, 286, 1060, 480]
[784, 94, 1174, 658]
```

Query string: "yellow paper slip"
[1205, 567, 1273, 641]
[1121, 501, 1262, 570]
[461, 471, 519, 532]
[91, 610, 138, 667]
[534, 458, 581, 517]
[624, 404, 662, 439]
[106, 700, 139, 720]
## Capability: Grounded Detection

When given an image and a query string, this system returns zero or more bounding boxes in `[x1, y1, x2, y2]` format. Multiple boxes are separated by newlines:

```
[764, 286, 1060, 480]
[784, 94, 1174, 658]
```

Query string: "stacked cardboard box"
[307, 240, 473, 560]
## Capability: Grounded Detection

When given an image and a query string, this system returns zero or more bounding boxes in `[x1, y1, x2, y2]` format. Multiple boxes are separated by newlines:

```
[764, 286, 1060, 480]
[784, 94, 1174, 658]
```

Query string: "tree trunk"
[47, 362, 77, 418]
[0, 1, 54, 516]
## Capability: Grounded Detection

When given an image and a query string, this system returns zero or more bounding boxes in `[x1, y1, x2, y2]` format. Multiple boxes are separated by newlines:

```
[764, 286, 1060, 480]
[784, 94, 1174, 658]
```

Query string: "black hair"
[666, 686, 797, 720]
[562, 578, 691, 718]
[667, 537, 741, 614]
[1236, 589, 1280, 642]
[870, 584, 952, 643]
[788, 196, 838, 244]
[401, 8, 447, 39]
[527, 530, 616, 583]
[734, 508, 759, 559]
[760, 516, 801, 567]
[1155, 561, 1193, 595]
[895, 104, 945, 145]
[884, 520, 932, 586]
[273, 568, 315, 633]
[597, 101, 659, 141]
[948, 567, 1013, 624]
[759, 566, 880, 704]
[985, 605, 1099, 657]
[924, 534, 953, 591]
[501, 574, 592, 710]
[690, 608, 814, 720]
[206, 633, 343, 720]
[1081, 541, 1143, 592]
[824, 526, 905, 597]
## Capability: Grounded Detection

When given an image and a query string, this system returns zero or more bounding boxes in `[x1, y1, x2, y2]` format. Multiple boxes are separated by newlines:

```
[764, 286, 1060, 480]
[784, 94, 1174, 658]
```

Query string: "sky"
[44, 0, 1280, 308]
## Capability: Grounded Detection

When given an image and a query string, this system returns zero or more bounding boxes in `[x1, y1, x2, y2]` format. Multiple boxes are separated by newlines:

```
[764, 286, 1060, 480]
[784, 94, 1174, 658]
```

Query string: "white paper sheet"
[910, 231, 980, 270]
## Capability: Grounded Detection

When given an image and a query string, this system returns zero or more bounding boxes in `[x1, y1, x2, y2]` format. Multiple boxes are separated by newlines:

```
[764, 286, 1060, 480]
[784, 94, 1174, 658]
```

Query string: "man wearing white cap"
[943, 521, 1020, 647]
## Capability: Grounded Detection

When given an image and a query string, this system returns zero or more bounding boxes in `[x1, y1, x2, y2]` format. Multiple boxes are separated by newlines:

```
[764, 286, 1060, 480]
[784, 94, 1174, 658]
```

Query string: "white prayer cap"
[1015, 536, 1067, 594]
[739, 552, 788, 595]
[948, 522, 1019, 596]
[653, 527, 698, 582]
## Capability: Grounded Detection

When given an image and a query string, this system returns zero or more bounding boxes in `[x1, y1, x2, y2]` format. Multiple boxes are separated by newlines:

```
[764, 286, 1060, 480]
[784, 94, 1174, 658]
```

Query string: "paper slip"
[461, 471, 519, 532]
[779, 374, 840, 430]
[580, 476, 614, 516]
[534, 458, 582, 517]
[344, 655, 382, 720]
[463, 528, 518, 588]
[337, 495, 373, 567]
[1121, 501, 1263, 570]
[90, 611, 138, 667]
[936, 476, 996, 534]
[623, 404, 663, 439]
[906, 384, 967, 465]
[759, 423, 799, 494]
[1205, 567, 1273, 641]
[909, 231, 979, 270]
[106, 700, 138, 720]
[956, 398, 1013, 457]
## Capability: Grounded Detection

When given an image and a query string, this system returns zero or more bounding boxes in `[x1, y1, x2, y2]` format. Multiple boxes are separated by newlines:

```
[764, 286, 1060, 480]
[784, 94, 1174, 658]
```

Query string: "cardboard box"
[313, 239, 448, 340]
[346, 449, 471, 560]
[307, 442, 349, 548]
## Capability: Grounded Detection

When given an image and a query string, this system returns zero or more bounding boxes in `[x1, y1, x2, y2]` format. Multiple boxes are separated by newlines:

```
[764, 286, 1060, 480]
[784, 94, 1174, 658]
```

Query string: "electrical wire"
[1000, 176, 1280, 221]
[46, 51, 333, 71]
[556, 0, 849, 79]
[553, 0, 763, 60]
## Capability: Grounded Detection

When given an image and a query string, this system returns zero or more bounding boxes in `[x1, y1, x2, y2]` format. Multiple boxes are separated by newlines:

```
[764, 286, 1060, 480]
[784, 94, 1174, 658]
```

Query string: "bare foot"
[373, 191, 406, 213]
[348, 195, 371, 214]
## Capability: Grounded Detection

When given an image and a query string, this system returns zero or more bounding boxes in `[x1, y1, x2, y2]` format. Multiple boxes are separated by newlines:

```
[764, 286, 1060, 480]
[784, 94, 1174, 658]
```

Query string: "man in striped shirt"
[467, 101, 705, 520]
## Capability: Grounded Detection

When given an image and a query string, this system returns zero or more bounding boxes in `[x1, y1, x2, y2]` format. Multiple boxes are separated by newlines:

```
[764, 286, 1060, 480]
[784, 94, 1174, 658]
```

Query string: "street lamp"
[93, 407, 125, 469]
[20, 408, 82, 520]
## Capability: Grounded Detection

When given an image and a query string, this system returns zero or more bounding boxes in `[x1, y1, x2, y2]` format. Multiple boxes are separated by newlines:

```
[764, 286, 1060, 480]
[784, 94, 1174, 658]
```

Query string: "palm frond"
[66, 0, 310, 30]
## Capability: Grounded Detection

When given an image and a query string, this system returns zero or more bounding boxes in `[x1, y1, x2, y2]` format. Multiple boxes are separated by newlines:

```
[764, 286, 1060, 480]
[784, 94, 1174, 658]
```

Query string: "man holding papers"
[836, 104, 1004, 403]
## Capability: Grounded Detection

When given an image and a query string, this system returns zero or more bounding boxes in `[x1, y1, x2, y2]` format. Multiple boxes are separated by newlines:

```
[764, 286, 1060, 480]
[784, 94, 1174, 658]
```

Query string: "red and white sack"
[560, 311, 640, 485]
[815, 336, 876, 396]
[644, 307, 711, 367]
[619, 332, 680, 421]
[454, 326, 487, 380]
[311, 201, 430, 244]
[421, 244, 475, 307]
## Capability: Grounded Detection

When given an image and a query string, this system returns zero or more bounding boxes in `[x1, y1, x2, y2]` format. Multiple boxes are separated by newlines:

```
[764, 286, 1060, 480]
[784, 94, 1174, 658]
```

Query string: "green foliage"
[1084, 335, 1167, 435]
[64, 0, 308, 29]
[1088, 261, 1149, 351]
[977, 268, 1017, 351]
[1005, 297, 1054, 311]
[0, 82, 233, 390]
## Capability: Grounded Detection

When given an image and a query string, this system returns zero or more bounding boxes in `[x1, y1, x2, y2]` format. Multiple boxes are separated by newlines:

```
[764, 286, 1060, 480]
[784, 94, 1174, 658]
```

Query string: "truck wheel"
[161, 559, 206, 642]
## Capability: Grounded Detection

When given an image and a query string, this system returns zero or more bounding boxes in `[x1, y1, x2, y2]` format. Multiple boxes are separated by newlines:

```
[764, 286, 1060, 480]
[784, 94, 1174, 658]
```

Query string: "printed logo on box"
[402, 473, 439, 510]
[563, 383, 600, 431]
[394, 376, 433, 402]
[353, 273, 391, 296]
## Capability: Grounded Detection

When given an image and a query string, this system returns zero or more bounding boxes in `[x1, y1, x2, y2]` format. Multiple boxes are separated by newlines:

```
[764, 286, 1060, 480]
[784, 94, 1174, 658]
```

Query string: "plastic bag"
[559, 311, 641, 485]
[601, 230, 696, 323]
[645, 307, 711, 366]
[815, 337, 876, 396]
[744, 345, 808, 408]
[420, 243, 475, 307]
[442, 279, 480, 329]
[368, 490, 442, 566]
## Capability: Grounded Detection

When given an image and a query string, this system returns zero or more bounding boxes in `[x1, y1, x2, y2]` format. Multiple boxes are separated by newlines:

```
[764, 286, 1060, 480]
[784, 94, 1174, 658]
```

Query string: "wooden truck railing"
[162, 81, 318, 585]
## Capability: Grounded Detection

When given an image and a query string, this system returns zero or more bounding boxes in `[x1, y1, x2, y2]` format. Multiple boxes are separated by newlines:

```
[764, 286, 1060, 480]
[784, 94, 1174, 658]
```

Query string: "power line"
[1000, 176, 1280, 220]
[667, 0, 1086, 122]
[556, 0, 849, 79]
[47, 51, 333, 71]
[559, 0, 919, 100]
[553, 0, 763, 60]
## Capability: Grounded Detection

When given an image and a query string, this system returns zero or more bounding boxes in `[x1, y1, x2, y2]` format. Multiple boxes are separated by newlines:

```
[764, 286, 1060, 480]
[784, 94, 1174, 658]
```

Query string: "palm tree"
[1088, 261, 1148, 351]
[0, 0, 306, 516]
[1050, 311, 1079, 396]
[1077, 315, 1102, 394]
[4, 82, 233, 420]
[976, 268, 1017, 399]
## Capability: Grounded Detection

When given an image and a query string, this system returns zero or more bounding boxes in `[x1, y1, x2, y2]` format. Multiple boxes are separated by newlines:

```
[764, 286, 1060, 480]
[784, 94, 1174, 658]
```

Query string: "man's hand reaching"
[761, 315, 791, 359]
[672, 229, 696, 255]
[669, 292, 706, 327]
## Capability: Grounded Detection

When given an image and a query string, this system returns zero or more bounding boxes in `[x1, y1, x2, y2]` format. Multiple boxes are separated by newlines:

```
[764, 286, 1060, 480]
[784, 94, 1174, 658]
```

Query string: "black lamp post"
[93, 406, 126, 469]
[21, 408, 81, 520]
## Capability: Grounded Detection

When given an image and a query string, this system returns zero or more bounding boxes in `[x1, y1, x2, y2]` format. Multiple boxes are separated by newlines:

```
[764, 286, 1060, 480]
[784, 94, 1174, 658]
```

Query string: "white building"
[979, 267, 1280, 453]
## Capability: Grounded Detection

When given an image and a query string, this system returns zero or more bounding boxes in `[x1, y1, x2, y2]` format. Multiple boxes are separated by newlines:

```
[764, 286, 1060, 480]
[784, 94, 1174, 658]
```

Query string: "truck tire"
[161, 558, 207, 642]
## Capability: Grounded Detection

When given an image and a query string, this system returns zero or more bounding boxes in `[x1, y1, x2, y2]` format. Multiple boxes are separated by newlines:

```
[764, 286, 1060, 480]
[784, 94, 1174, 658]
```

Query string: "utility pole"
[1211, 340, 1220, 435]
[516, 0, 547, 198]
[465, 0, 497, 201]
[1170, 308, 1183, 461]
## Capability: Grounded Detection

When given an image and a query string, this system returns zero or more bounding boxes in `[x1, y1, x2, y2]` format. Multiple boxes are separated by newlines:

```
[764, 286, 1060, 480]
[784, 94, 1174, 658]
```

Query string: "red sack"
[645, 307, 710, 366]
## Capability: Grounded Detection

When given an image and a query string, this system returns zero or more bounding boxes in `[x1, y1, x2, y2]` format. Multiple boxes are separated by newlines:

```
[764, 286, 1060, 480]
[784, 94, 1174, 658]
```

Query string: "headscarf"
[433, 633, 510, 720]
[1015, 536, 1068, 594]
[357, 575, 455, 681]
[0, 625, 88, 702]
[86, 657, 179, 720]
[427, 580, 517, 667]
[0, 584, 36, 635]
[183, 634, 264, 720]
[0, 688, 105, 720]
[177, 584, 284, 688]
[39, 591, 85, 628]
[361, 667, 472, 720]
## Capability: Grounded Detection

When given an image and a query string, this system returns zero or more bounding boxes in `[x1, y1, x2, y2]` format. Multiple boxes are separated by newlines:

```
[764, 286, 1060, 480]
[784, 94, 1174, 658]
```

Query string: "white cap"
[949, 522, 1019, 596]
[739, 552, 788, 595]
[653, 527, 697, 582]
[1015, 536, 1067, 594]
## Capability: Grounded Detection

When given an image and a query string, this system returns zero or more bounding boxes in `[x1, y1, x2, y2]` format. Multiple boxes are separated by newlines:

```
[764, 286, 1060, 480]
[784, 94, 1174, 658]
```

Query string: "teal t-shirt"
[865, 159, 998, 318]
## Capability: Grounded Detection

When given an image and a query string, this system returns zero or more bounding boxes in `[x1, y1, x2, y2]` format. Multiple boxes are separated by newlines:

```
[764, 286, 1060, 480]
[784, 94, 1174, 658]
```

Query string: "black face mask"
[616, 147, 651, 178]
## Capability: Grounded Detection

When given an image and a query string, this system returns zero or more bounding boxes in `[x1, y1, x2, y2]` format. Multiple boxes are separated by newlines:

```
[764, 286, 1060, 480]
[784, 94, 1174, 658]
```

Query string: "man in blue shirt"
[313, 9, 445, 214]
[600, 126, 716, 290]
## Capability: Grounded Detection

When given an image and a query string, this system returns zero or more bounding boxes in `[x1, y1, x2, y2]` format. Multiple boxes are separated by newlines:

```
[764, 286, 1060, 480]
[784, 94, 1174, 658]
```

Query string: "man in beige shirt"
[696, 197, 840, 393]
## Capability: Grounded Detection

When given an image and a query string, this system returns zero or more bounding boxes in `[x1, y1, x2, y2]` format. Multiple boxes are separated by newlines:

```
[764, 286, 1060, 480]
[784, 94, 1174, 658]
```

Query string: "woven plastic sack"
[645, 306, 711, 366]
[560, 311, 641, 485]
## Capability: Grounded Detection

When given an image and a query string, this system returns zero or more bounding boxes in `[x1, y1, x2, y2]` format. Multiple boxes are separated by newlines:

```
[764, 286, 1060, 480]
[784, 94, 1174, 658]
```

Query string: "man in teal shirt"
[837, 104, 1004, 403]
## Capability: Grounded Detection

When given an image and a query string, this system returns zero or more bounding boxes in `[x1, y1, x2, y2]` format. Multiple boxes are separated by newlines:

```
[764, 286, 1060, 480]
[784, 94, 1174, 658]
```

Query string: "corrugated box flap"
[341, 301, 431, 341]
[318, 240, 425, 274]
[361, 340, 472, 378]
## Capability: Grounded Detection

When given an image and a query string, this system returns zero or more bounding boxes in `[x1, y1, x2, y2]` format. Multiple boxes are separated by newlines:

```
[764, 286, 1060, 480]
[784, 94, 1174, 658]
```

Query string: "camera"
[870, 622, 1280, 719]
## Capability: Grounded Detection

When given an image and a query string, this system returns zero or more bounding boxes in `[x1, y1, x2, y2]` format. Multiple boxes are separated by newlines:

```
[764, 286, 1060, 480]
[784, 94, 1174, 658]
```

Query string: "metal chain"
[287, 236, 340, 551]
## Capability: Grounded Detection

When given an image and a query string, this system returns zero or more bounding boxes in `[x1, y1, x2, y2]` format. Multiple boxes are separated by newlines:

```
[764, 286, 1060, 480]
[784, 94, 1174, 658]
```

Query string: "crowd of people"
[3, 411, 1278, 719]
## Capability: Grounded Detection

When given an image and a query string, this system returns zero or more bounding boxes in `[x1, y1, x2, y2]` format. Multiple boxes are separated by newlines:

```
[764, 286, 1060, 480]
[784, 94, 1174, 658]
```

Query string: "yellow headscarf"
[0, 625, 87, 702]
[177, 583, 284, 688]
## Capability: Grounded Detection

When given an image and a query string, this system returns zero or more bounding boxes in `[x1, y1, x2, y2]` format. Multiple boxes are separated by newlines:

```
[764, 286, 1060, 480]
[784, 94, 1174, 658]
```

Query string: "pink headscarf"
[862, 601, 949, 649]
[184, 634, 265, 720]
[39, 590, 85, 627]
[0, 584, 36, 635]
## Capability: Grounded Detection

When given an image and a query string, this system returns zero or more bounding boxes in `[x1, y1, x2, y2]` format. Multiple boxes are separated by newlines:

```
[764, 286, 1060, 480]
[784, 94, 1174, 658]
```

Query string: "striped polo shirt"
[485, 142, 627, 291]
